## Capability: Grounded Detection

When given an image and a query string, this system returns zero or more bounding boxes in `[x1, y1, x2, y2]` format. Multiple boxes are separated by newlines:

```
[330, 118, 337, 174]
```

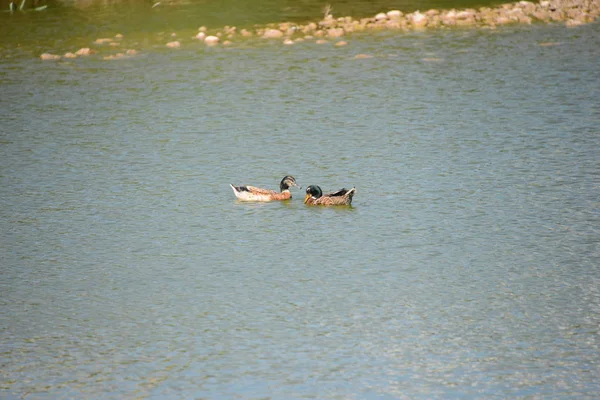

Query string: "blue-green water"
[1, 4, 599, 398]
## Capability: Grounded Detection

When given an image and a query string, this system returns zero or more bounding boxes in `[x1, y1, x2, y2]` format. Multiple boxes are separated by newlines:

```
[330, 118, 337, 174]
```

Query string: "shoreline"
[41, 0, 600, 60]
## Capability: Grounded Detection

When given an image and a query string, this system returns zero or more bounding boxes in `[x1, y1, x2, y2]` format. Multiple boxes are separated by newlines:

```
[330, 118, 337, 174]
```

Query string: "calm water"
[1, 3, 600, 398]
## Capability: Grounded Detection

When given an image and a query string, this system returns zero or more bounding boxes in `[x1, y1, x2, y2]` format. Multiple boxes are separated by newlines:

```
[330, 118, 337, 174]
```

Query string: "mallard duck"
[230, 175, 299, 202]
[304, 185, 356, 206]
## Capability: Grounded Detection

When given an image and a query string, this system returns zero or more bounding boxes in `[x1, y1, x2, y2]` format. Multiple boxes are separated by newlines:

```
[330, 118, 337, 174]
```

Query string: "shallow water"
[1, 6, 600, 399]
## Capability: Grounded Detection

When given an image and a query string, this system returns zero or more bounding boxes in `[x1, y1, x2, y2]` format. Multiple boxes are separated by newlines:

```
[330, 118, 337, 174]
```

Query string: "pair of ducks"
[230, 175, 355, 206]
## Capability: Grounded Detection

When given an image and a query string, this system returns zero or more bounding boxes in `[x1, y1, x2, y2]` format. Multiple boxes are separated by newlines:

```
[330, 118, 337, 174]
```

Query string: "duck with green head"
[304, 185, 356, 206]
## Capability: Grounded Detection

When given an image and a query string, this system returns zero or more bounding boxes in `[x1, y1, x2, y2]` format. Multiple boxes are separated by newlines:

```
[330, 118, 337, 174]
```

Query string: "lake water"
[1, 2, 600, 398]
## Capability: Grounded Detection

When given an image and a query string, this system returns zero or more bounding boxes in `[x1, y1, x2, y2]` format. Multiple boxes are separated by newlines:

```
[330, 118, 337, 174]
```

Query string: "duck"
[304, 185, 356, 206]
[230, 175, 299, 202]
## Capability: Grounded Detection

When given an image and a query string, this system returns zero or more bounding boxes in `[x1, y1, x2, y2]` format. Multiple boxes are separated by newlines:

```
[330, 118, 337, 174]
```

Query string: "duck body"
[230, 176, 298, 202]
[304, 185, 356, 206]
[229, 185, 292, 201]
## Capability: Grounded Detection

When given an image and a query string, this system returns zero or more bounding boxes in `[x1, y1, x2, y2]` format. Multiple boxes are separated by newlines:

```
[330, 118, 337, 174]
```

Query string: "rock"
[64, 52, 77, 58]
[327, 28, 345, 37]
[387, 10, 403, 19]
[354, 54, 373, 59]
[40, 53, 60, 60]
[335, 41, 348, 46]
[104, 53, 125, 60]
[75, 47, 91, 56]
[518, 1, 537, 13]
[518, 15, 533, 24]
[166, 41, 180, 48]
[319, 15, 337, 28]
[204, 36, 219, 45]
[343, 23, 356, 33]
[454, 9, 476, 25]
[456, 10, 475, 19]
[195, 32, 206, 40]
[319, 18, 338, 28]
[495, 16, 513, 24]
[456, 18, 476, 26]
[386, 20, 405, 29]
[532, 10, 552, 21]
[375, 12, 388, 20]
[411, 11, 428, 27]
[263, 29, 284, 39]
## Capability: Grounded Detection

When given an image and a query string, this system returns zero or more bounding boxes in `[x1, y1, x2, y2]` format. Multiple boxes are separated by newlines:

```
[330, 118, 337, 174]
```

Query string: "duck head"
[304, 185, 323, 203]
[280, 175, 299, 192]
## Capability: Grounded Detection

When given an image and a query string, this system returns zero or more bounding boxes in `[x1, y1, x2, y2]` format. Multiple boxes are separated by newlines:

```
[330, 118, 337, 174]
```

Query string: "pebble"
[40, 53, 60, 60]
[75, 48, 91, 56]
[94, 38, 112, 45]
[205, 36, 219, 45]
[263, 29, 284, 39]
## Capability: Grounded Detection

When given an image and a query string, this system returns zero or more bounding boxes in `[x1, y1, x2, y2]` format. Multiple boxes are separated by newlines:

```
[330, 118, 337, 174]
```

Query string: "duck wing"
[325, 188, 351, 197]
[318, 187, 355, 205]
[244, 185, 278, 195]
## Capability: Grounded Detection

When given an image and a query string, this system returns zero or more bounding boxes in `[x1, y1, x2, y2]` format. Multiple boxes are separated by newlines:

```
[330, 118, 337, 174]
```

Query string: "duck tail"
[347, 187, 356, 198]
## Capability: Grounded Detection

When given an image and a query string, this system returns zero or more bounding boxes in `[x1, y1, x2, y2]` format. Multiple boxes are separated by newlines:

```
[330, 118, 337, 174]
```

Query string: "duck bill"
[304, 194, 311, 204]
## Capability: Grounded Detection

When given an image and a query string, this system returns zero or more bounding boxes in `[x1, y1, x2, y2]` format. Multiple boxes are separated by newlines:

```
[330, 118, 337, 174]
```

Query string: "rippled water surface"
[1, 9, 600, 399]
